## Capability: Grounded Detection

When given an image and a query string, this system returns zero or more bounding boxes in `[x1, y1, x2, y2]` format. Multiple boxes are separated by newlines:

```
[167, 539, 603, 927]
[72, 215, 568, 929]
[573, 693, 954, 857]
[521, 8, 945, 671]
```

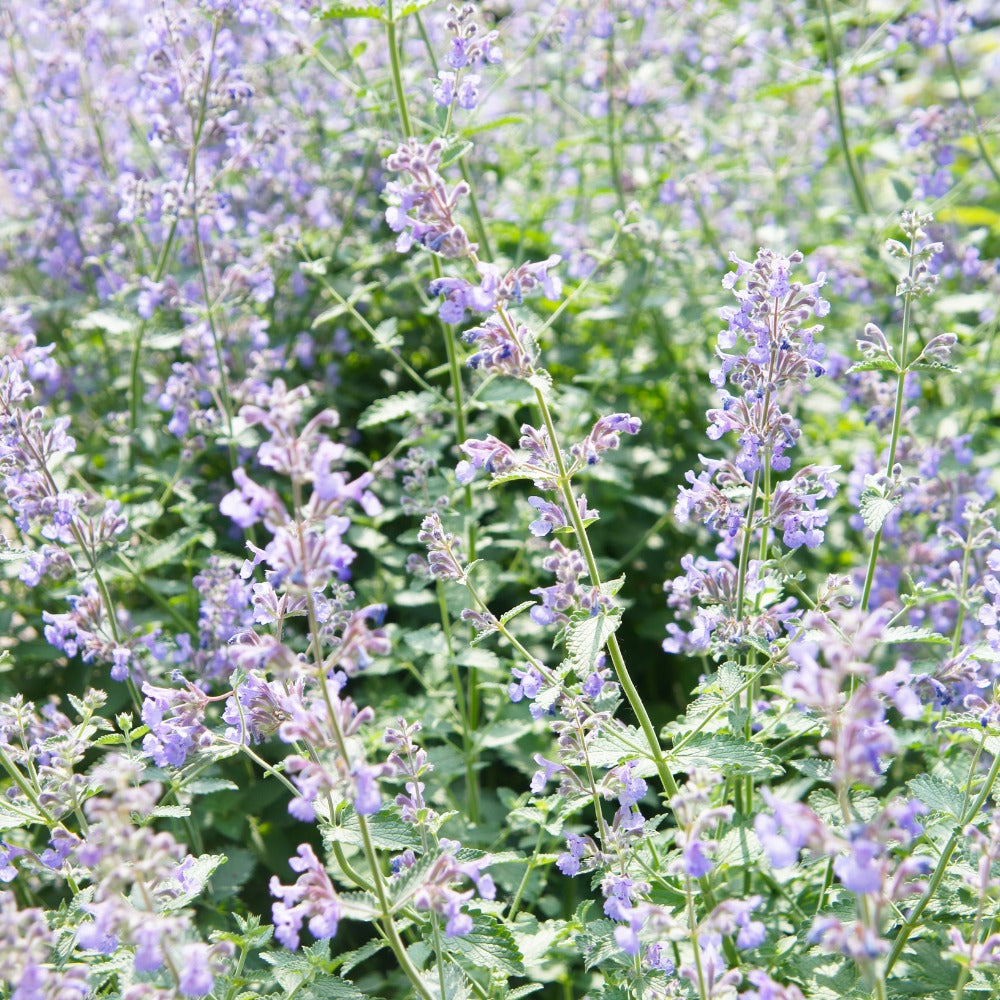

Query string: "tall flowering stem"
[860, 211, 942, 610]
[529, 373, 679, 800]
[382, 4, 485, 824]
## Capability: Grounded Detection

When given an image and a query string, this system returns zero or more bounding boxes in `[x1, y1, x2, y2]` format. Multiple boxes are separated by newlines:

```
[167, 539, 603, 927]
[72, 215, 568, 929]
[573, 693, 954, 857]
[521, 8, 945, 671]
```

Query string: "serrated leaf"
[669, 733, 782, 777]
[357, 391, 433, 429]
[586, 725, 654, 768]
[499, 601, 535, 626]
[909, 360, 960, 375]
[334, 810, 421, 851]
[440, 140, 474, 169]
[487, 469, 536, 488]
[300, 977, 369, 1000]
[387, 850, 439, 908]
[335, 939, 387, 975]
[371, 318, 402, 351]
[320, 0, 384, 19]
[0, 546, 31, 563]
[578, 918, 626, 971]
[881, 626, 949, 644]
[138, 526, 214, 572]
[159, 853, 226, 909]
[859, 487, 898, 534]
[150, 805, 191, 818]
[907, 774, 965, 819]
[846, 358, 900, 374]
[445, 914, 525, 976]
[565, 611, 622, 672]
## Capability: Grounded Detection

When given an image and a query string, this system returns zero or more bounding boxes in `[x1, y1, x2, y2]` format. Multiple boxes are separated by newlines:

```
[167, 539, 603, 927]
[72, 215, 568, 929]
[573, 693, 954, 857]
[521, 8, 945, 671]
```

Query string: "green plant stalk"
[942, 33, 1000, 190]
[383, 4, 482, 810]
[885, 746, 1000, 974]
[438, 580, 480, 824]
[506, 825, 546, 924]
[819, 0, 873, 215]
[604, 25, 627, 215]
[288, 475, 436, 1000]
[529, 380, 679, 800]
[860, 233, 918, 611]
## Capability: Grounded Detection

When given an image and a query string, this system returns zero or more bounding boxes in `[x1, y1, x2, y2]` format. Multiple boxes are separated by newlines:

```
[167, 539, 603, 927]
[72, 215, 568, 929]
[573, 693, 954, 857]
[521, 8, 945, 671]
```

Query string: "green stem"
[437, 580, 480, 823]
[531, 382, 678, 799]
[885, 746, 1000, 974]
[506, 825, 545, 924]
[819, 0, 873, 215]
[942, 32, 1000, 190]
[384, 0, 414, 139]
[860, 233, 917, 611]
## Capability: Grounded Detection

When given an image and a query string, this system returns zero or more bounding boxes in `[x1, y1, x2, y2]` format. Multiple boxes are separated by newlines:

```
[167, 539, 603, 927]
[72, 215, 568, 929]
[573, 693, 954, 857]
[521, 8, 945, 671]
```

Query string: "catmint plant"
[1, 1, 999, 998]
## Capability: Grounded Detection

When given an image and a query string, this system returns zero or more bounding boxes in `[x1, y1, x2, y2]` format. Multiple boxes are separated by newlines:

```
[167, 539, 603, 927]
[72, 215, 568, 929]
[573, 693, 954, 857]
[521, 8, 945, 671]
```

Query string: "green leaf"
[668, 733, 782, 777]
[333, 810, 421, 852]
[846, 358, 900, 374]
[335, 939, 387, 975]
[909, 360, 959, 374]
[185, 778, 240, 795]
[371, 318, 402, 351]
[320, 0, 384, 19]
[150, 805, 191, 818]
[507, 987, 544, 999]
[446, 914, 525, 976]
[587, 725, 654, 768]
[357, 391, 434, 429]
[880, 626, 949, 645]
[301, 977, 370, 1000]
[578, 919, 626, 972]
[440, 140, 475, 169]
[907, 774, 965, 819]
[499, 601, 535, 627]
[137, 526, 214, 572]
[160, 853, 227, 910]
[859, 486, 898, 534]
[565, 610, 622, 673]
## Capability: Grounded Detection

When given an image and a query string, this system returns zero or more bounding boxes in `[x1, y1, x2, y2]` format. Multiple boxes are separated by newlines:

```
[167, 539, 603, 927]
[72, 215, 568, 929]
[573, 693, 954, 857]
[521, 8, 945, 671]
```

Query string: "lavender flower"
[270, 844, 342, 951]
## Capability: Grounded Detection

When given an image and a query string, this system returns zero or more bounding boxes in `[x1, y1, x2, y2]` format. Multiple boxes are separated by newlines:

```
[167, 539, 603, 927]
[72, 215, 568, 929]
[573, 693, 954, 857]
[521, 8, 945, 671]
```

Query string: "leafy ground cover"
[1, 1, 999, 998]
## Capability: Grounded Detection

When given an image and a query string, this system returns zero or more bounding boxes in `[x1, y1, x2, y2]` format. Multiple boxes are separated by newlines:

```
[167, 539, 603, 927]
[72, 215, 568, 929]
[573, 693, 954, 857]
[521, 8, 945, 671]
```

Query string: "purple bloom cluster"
[432, 3, 502, 113]
[755, 607, 930, 960]
[270, 844, 343, 951]
[711, 249, 829, 474]
[385, 138, 474, 258]
[664, 249, 838, 657]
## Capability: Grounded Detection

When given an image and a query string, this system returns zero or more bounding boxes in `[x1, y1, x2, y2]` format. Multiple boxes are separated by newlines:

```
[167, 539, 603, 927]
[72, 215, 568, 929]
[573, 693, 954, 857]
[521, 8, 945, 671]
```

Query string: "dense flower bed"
[1, 1, 999, 998]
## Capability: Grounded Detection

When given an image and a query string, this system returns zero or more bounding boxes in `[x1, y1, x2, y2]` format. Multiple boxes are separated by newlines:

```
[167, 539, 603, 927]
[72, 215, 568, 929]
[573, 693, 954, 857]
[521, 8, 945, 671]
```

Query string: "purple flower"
[270, 844, 342, 951]
[834, 833, 882, 895]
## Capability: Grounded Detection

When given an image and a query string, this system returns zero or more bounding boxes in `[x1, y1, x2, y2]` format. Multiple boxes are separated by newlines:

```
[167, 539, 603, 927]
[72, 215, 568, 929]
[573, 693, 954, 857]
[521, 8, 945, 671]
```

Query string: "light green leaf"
[907, 774, 965, 819]
[587, 725, 654, 768]
[446, 915, 525, 976]
[880, 626, 949, 645]
[565, 610, 622, 673]
[859, 486, 898, 534]
[846, 358, 900, 374]
[499, 601, 535, 627]
[300, 976, 370, 1000]
[357, 391, 433, 429]
[334, 810, 421, 852]
[371, 318, 402, 351]
[138, 526, 214, 572]
[320, 0, 384, 20]
[669, 733, 782, 777]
